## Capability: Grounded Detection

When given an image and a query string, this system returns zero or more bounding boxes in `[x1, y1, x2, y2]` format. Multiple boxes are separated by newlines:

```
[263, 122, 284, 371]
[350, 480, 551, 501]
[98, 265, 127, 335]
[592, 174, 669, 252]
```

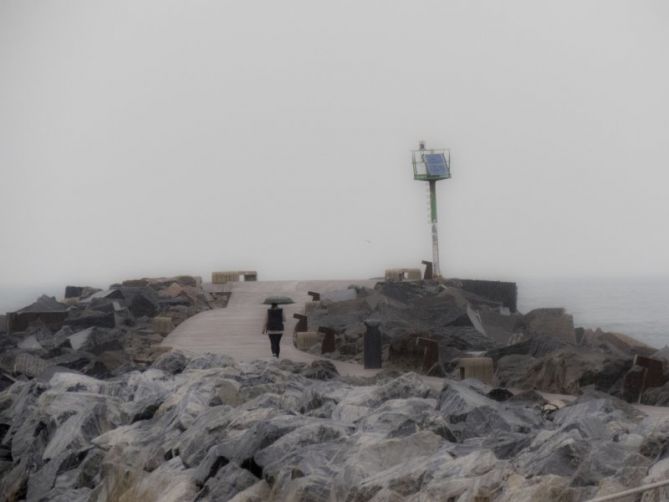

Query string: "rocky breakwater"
[2, 351, 669, 501]
[303, 280, 669, 404]
[0, 276, 221, 390]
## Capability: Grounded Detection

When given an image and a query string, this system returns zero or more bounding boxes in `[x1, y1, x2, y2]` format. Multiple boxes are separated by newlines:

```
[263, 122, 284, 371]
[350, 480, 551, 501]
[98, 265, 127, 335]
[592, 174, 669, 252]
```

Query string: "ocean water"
[0, 286, 65, 316]
[518, 277, 669, 349]
[2, 278, 668, 349]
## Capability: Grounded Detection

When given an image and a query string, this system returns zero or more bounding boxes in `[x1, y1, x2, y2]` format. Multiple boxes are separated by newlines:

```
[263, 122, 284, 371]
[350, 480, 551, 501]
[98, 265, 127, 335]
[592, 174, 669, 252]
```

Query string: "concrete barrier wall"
[211, 271, 258, 284]
[384, 268, 422, 282]
[457, 279, 518, 312]
[212, 272, 241, 284]
[458, 357, 494, 385]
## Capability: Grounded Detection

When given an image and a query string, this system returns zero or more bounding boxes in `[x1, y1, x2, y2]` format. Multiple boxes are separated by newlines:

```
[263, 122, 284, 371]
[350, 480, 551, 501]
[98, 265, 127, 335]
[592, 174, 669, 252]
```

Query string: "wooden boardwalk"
[162, 279, 384, 377]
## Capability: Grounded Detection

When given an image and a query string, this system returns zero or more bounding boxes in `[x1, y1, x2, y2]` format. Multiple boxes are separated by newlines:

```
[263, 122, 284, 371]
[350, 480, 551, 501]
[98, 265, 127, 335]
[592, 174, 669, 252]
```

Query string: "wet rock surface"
[0, 349, 667, 502]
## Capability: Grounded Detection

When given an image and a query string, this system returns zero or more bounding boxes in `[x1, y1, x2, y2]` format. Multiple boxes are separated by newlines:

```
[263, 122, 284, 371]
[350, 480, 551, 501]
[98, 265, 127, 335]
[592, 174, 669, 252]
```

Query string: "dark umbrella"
[262, 296, 295, 305]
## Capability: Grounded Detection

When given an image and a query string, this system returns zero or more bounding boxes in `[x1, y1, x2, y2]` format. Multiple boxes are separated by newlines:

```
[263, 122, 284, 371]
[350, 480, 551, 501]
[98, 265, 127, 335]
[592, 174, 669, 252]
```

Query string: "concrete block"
[634, 355, 664, 389]
[319, 327, 336, 354]
[152, 316, 175, 336]
[211, 271, 240, 284]
[295, 331, 321, 350]
[421, 260, 433, 280]
[212, 270, 258, 283]
[384, 269, 401, 281]
[406, 269, 422, 280]
[457, 357, 494, 385]
[384, 268, 422, 281]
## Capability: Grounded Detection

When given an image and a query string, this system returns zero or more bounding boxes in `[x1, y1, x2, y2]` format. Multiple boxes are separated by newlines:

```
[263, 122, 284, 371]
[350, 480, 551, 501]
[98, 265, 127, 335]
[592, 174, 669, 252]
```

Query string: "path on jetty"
[163, 279, 383, 378]
[163, 280, 669, 420]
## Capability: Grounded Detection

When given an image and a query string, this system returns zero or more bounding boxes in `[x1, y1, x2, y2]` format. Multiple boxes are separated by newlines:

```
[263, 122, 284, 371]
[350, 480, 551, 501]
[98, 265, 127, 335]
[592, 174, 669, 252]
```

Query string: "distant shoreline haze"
[1, 276, 667, 349]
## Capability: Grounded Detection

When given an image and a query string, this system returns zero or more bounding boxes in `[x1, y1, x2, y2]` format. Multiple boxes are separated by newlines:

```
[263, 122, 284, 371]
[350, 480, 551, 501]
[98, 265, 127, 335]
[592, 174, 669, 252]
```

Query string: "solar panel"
[422, 153, 449, 177]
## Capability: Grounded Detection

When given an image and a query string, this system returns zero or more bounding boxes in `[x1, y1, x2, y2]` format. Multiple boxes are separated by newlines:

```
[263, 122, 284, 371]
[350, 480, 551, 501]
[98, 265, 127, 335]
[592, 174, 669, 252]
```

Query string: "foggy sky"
[1, 1, 668, 291]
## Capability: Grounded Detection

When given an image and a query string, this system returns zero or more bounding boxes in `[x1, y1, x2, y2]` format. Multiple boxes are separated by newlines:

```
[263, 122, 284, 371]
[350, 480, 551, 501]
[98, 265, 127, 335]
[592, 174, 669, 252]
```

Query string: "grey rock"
[357, 397, 454, 440]
[39, 487, 92, 502]
[524, 308, 576, 343]
[514, 428, 590, 478]
[17, 335, 43, 351]
[216, 414, 312, 464]
[438, 379, 544, 440]
[68, 328, 93, 351]
[151, 351, 188, 374]
[255, 420, 353, 469]
[197, 463, 258, 501]
[302, 359, 339, 380]
[128, 291, 159, 318]
[186, 353, 237, 370]
[18, 296, 68, 314]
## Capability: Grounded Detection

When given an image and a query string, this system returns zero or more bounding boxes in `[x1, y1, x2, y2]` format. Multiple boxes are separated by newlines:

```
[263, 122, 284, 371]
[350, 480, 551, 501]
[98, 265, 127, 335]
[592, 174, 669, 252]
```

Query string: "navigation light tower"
[411, 141, 451, 278]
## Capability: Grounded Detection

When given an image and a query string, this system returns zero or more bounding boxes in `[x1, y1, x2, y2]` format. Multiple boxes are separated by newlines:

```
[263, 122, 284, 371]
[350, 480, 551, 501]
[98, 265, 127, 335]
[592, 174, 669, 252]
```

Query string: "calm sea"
[0, 286, 67, 317]
[2, 278, 668, 349]
[518, 278, 669, 350]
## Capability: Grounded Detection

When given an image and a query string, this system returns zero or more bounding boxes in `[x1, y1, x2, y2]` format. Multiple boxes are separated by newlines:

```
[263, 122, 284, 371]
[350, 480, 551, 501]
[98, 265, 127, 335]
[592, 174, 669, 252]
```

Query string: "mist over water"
[518, 277, 669, 349]
[0, 286, 64, 315]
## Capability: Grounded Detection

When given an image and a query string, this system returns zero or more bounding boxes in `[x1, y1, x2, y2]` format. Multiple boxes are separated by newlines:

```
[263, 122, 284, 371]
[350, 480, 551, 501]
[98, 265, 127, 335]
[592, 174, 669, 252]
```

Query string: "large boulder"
[357, 397, 454, 440]
[524, 308, 576, 344]
[196, 463, 258, 501]
[495, 349, 630, 395]
[472, 306, 524, 345]
[65, 309, 116, 329]
[151, 351, 188, 375]
[437, 380, 543, 441]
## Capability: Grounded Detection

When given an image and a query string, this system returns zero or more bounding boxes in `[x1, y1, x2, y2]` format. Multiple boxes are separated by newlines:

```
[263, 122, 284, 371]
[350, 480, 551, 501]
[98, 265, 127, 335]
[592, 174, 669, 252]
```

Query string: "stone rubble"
[0, 276, 221, 390]
[302, 280, 668, 404]
[1, 277, 668, 501]
[0, 352, 667, 501]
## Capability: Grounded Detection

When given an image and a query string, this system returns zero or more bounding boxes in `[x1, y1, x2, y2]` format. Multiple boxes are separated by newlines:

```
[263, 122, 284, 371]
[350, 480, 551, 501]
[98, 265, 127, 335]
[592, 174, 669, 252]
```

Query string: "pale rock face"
[226, 480, 271, 502]
[496, 474, 580, 502]
[640, 458, 669, 501]
[332, 431, 447, 500]
[116, 458, 198, 502]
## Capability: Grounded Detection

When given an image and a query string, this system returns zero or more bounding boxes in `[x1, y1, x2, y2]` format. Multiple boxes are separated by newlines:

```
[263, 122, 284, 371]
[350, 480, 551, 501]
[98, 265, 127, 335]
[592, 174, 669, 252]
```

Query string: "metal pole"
[429, 179, 441, 278]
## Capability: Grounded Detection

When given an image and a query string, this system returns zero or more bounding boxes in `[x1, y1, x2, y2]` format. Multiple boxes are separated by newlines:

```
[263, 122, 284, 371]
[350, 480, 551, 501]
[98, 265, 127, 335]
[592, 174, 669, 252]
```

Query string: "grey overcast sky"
[1, 1, 668, 290]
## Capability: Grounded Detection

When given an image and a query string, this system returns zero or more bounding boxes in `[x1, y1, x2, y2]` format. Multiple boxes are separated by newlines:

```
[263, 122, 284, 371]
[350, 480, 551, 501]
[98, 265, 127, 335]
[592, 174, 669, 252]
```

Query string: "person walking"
[263, 302, 285, 358]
